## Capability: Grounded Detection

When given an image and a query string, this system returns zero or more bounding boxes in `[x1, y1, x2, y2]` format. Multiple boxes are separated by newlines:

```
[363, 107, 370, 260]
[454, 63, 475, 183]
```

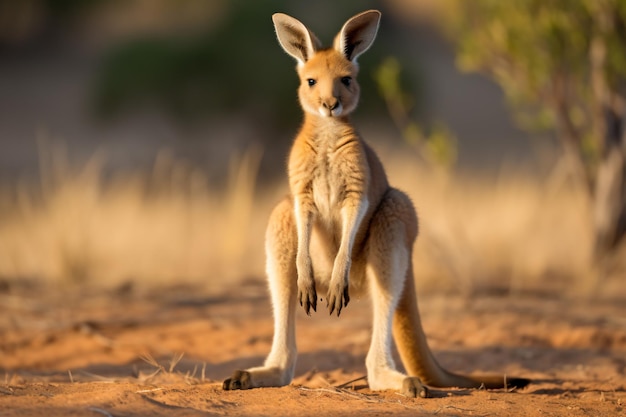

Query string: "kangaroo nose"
[323, 99, 339, 111]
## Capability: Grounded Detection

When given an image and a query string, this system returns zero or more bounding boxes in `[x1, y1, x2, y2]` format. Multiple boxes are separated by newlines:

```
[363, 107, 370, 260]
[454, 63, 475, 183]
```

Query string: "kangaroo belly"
[309, 225, 368, 297]
[309, 225, 337, 288]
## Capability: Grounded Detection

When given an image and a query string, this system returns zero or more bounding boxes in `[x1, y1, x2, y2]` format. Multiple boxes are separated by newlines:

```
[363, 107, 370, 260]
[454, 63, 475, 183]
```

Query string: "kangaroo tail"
[392, 267, 530, 390]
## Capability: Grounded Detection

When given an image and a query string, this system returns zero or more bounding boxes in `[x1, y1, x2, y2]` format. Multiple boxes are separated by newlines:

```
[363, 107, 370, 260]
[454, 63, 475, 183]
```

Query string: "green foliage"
[446, 1, 586, 124]
[92, 0, 394, 128]
[444, 0, 626, 257]
[374, 56, 457, 168]
[93, 1, 297, 125]
[444, 0, 626, 166]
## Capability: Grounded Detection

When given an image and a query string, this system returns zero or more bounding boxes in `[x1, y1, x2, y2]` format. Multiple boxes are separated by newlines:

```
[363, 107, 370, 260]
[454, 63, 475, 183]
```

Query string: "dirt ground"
[0, 280, 624, 417]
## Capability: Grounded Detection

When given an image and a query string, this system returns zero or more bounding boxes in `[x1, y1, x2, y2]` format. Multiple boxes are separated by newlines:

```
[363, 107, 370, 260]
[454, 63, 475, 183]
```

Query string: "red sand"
[1, 281, 624, 416]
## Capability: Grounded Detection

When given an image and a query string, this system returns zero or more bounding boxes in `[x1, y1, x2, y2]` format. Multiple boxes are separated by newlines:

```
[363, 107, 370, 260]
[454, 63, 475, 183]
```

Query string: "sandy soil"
[0, 280, 624, 417]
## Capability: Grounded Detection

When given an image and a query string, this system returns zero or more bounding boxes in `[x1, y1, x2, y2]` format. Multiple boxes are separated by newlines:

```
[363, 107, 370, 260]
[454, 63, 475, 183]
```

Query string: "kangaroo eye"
[341, 76, 352, 87]
[307, 79, 316, 87]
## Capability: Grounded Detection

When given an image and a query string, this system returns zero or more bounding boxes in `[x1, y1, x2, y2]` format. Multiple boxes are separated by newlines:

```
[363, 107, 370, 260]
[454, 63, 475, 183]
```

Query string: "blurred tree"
[374, 56, 457, 168]
[93, 1, 299, 125]
[91, 0, 398, 130]
[444, 0, 626, 260]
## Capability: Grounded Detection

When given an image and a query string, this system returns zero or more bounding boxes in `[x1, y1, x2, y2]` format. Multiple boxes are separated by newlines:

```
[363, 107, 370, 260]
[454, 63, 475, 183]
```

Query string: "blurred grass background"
[0, 0, 623, 299]
[2, 141, 620, 299]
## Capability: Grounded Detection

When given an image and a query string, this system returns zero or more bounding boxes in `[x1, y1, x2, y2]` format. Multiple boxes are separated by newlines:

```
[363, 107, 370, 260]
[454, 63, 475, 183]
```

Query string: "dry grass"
[0, 142, 621, 298]
[383, 150, 598, 296]
[0, 142, 272, 290]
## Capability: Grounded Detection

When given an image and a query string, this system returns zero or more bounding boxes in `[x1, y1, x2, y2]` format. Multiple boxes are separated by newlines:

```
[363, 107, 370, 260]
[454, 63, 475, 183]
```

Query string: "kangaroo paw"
[402, 377, 429, 398]
[326, 283, 350, 316]
[298, 283, 317, 315]
[223, 370, 252, 391]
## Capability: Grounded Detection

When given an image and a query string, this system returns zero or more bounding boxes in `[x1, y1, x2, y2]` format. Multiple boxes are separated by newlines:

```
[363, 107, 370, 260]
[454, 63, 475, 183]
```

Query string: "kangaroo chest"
[311, 149, 340, 221]
[289, 121, 370, 234]
[310, 134, 365, 222]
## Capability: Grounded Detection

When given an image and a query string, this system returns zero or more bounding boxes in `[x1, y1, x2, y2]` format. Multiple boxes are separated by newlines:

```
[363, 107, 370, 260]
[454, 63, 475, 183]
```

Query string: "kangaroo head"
[272, 10, 381, 118]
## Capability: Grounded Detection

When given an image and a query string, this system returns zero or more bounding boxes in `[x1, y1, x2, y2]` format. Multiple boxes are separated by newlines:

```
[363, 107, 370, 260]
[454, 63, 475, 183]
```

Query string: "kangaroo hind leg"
[364, 189, 428, 398]
[223, 198, 299, 390]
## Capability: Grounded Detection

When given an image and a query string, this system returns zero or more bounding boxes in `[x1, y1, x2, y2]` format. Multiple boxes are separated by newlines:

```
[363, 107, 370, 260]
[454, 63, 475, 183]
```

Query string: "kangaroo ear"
[272, 13, 321, 66]
[334, 10, 381, 63]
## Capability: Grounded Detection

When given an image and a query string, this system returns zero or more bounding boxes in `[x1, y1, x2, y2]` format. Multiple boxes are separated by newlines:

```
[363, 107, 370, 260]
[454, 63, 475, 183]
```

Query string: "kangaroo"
[223, 10, 530, 398]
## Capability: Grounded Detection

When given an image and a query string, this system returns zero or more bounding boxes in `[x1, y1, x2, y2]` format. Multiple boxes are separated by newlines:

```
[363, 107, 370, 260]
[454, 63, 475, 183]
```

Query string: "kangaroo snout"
[320, 97, 342, 117]
[322, 98, 339, 110]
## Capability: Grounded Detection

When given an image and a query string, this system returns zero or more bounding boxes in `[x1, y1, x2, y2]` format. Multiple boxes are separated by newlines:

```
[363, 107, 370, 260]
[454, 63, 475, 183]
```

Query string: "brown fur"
[223, 10, 530, 397]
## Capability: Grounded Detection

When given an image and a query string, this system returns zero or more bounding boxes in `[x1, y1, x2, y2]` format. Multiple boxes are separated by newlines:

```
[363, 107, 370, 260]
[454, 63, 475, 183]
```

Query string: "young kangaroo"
[223, 10, 530, 398]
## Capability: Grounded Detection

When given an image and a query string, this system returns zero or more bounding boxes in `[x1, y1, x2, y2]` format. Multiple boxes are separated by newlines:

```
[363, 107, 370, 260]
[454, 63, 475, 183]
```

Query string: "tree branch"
[551, 72, 594, 193]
